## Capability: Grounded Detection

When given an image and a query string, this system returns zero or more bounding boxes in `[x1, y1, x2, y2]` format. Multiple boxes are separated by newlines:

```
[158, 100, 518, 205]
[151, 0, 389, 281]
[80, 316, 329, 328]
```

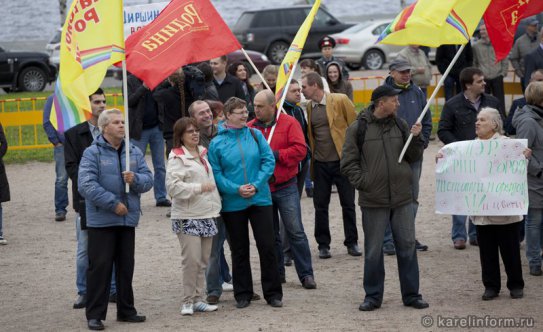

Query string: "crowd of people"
[0, 21, 542, 330]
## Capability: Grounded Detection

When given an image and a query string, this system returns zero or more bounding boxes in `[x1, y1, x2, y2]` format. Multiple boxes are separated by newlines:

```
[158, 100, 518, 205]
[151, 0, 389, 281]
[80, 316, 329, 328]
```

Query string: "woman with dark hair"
[325, 61, 353, 101]
[208, 97, 283, 309]
[228, 62, 256, 119]
[166, 117, 222, 316]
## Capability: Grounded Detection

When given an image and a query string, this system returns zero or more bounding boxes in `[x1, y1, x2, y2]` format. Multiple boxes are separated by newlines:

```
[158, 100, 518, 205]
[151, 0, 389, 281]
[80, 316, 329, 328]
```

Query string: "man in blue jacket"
[78, 109, 153, 330]
[382, 59, 432, 254]
[42, 94, 68, 221]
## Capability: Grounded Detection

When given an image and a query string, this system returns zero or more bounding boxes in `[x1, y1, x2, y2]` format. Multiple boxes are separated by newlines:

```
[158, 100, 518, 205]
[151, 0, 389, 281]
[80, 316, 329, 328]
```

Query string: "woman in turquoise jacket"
[208, 97, 283, 309]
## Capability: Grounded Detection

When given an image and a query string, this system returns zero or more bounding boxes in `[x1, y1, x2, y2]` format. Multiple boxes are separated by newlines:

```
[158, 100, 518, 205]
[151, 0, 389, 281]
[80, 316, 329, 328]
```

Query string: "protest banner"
[123, 2, 168, 38]
[435, 139, 529, 216]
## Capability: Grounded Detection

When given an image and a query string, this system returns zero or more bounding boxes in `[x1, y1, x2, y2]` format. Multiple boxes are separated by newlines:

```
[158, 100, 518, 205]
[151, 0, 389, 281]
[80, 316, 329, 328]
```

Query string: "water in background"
[0, 0, 401, 44]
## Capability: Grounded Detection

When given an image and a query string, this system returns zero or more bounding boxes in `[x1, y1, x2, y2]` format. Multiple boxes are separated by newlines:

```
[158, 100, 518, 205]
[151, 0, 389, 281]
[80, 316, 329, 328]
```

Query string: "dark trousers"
[296, 162, 309, 197]
[485, 76, 505, 116]
[476, 223, 524, 292]
[222, 205, 282, 303]
[313, 160, 358, 250]
[86, 226, 137, 321]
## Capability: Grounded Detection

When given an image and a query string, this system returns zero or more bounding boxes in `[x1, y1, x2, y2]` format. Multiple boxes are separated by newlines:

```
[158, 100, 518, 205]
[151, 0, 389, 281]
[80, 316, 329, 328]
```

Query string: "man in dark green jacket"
[340, 85, 429, 312]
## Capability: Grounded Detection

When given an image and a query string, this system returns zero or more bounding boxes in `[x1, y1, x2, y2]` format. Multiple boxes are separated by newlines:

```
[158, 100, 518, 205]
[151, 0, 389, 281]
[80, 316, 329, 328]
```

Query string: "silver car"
[330, 19, 404, 70]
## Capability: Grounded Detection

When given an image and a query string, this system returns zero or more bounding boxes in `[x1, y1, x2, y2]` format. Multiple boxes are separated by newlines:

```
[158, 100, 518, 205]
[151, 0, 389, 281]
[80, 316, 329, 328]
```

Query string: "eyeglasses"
[185, 129, 200, 134]
[230, 111, 249, 116]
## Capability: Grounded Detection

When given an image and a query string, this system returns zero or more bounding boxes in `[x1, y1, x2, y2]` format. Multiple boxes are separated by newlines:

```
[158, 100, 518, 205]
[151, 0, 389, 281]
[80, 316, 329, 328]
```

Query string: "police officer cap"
[319, 36, 336, 49]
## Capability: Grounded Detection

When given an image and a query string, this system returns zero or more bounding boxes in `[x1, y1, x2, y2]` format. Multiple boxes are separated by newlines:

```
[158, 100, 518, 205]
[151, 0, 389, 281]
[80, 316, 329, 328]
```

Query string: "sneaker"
[193, 301, 218, 312]
[383, 243, 396, 256]
[156, 199, 172, 207]
[181, 303, 193, 316]
[55, 212, 66, 222]
[415, 240, 428, 251]
[222, 282, 233, 292]
[0, 237, 6, 245]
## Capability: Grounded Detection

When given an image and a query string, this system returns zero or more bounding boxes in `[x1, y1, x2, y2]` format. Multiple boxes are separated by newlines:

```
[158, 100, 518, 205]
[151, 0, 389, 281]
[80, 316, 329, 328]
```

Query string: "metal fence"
[0, 73, 524, 150]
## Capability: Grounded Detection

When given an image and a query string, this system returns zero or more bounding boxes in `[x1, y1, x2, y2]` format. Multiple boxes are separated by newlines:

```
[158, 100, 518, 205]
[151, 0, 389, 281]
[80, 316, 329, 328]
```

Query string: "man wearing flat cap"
[316, 36, 349, 79]
[380, 58, 432, 255]
[340, 85, 429, 311]
[510, 19, 540, 92]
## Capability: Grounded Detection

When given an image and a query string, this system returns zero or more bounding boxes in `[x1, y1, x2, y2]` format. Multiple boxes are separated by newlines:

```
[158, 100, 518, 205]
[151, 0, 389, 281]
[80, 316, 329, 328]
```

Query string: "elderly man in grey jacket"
[510, 19, 540, 92]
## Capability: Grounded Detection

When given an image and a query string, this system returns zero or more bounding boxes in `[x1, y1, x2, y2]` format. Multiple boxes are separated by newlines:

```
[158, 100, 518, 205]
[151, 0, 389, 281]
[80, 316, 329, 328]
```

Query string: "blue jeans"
[362, 204, 422, 305]
[131, 125, 167, 203]
[76, 214, 116, 295]
[384, 159, 422, 245]
[525, 208, 543, 268]
[54, 145, 69, 214]
[206, 217, 231, 297]
[272, 184, 314, 282]
[451, 214, 477, 242]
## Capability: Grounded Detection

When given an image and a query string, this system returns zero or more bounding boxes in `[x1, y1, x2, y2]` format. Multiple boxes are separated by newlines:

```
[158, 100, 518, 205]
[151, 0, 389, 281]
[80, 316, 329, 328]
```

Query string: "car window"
[372, 23, 391, 35]
[252, 11, 280, 28]
[305, 9, 335, 27]
[234, 13, 255, 30]
[283, 9, 306, 26]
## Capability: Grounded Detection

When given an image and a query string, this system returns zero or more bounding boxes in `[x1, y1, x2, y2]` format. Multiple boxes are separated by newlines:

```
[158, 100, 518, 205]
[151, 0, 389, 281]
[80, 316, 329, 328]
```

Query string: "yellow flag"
[50, 0, 125, 132]
[275, 0, 321, 108]
[377, 0, 491, 47]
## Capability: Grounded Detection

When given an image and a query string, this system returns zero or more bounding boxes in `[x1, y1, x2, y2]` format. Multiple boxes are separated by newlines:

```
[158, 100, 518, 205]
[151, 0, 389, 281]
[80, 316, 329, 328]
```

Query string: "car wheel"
[18, 66, 47, 92]
[346, 63, 362, 70]
[362, 49, 385, 70]
[267, 41, 289, 64]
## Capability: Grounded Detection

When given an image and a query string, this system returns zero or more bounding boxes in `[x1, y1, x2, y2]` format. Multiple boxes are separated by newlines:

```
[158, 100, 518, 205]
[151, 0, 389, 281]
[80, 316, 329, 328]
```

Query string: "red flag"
[124, 0, 241, 90]
[484, 0, 543, 61]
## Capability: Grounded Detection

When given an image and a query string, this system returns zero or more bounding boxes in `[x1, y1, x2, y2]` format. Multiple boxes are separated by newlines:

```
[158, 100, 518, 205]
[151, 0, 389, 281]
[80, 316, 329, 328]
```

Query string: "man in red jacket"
[248, 90, 316, 289]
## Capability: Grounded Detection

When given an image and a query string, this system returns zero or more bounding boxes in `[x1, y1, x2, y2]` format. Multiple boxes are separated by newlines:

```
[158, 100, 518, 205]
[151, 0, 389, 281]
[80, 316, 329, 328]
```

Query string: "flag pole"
[266, 60, 299, 144]
[397, 43, 467, 163]
[241, 48, 273, 91]
[122, 60, 130, 193]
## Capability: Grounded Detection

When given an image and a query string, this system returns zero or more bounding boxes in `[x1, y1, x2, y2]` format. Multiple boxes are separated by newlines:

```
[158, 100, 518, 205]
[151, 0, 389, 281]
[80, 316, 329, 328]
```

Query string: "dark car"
[0, 46, 57, 92]
[233, 5, 354, 64]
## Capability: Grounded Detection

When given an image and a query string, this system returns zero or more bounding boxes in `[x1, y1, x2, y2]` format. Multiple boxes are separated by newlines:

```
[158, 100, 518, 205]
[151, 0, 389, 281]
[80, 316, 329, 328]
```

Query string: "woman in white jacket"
[166, 117, 222, 316]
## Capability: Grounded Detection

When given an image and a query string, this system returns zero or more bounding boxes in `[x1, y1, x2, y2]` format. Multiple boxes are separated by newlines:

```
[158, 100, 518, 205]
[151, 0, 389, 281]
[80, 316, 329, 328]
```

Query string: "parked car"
[233, 5, 354, 64]
[330, 20, 404, 70]
[0, 46, 57, 92]
[46, 28, 62, 67]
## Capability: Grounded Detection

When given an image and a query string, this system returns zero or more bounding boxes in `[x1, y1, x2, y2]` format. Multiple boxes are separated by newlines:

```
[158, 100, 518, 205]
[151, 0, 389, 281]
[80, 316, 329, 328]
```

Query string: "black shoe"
[383, 243, 396, 256]
[280, 275, 286, 284]
[73, 294, 86, 309]
[55, 212, 66, 222]
[529, 266, 542, 276]
[319, 248, 331, 259]
[284, 256, 293, 266]
[108, 293, 117, 303]
[87, 319, 104, 331]
[359, 301, 380, 311]
[156, 199, 171, 207]
[305, 188, 314, 198]
[482, 289, 499, 301]
[415, 240, 428, 251]
[469, 238, 478, 246]
[510, 288, 524, 299]
[405, 298, 430, 309]
[268, 299, 283, 308]
[347, 244, 362, 257]
[302, 276, 317, 289]
[117, 315, 146, 323]
[236, 299, 251, 309]
[251, 293, 261, 301]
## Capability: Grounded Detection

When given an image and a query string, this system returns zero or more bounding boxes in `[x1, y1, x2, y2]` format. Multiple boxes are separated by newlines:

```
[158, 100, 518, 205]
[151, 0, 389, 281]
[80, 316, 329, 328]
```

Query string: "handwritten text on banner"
[435, 139, 528, 216]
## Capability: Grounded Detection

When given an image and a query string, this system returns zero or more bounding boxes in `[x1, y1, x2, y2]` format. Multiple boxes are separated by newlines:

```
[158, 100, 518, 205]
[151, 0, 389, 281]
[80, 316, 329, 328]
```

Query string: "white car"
[330, 19, 404, 70]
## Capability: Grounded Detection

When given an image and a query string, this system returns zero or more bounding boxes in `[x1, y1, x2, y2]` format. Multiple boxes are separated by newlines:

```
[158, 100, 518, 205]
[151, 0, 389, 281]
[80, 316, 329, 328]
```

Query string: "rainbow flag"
[377, 0, 491, 47]
[50, 1, 125, 133]
[275, 0, 321, 109]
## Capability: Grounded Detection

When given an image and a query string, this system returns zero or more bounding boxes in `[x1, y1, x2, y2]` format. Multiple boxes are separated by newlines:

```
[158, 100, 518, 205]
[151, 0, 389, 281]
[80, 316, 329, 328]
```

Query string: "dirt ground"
[0, 141, 540, 331]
